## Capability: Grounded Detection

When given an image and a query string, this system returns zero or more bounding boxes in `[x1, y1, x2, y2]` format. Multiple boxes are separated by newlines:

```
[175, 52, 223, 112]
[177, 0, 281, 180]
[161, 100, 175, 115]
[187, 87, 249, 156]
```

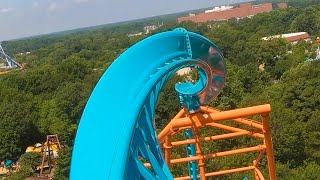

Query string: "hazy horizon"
[0, 0, 253, 41]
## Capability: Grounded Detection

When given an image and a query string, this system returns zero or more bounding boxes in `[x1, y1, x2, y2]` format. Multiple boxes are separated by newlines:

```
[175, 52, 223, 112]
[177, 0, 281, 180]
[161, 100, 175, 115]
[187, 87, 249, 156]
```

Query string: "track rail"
[70, 28, 225, 179]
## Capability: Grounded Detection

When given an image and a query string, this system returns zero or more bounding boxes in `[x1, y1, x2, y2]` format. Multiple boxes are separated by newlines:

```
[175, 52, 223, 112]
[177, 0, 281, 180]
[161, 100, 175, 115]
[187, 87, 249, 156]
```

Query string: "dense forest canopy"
[1, 0, 320, 179]
[257, 0, 320, 7]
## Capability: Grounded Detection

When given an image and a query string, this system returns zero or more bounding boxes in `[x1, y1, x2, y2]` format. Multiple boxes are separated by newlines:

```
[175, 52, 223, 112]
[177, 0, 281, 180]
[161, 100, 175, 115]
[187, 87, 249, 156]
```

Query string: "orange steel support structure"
[152, 104, 276, 180]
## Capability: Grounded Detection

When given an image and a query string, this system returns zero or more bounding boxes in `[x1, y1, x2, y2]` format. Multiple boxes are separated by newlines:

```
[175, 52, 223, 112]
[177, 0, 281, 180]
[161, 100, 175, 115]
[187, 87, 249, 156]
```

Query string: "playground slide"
[70, 28, 225, 179]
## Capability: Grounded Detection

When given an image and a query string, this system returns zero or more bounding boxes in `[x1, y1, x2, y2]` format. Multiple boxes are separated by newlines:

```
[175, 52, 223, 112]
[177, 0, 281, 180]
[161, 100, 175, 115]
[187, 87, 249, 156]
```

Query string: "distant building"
[143, 23, 163, 34]
[127, 24, 163, 37]
[262, 32, 311, 44]
[277, 3, 288, 9]
[127, 32, 143, 37]
[177, 3, 273, 23]
[144, 25, 158, 34]
[18, 52, 31, 55]
[176, 67, 192, 76]
[204, 6, 233, 13]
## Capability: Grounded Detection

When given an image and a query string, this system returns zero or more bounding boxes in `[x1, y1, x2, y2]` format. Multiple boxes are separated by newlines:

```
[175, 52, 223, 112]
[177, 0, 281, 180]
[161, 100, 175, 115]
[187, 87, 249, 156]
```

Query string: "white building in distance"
[262, 32, 311, 44]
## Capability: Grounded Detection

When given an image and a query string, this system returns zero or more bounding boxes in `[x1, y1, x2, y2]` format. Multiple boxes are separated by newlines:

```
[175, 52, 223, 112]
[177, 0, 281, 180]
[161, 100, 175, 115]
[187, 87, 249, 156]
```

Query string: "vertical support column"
[262, 115, 276, 180]
[190, 114, 206, 180]
[164, 135, 172, 166]
[253, 160, 259, 180]
[40, 137, 49, 176]
[184, 129, 198, 180]
[48, 139, 52, 173]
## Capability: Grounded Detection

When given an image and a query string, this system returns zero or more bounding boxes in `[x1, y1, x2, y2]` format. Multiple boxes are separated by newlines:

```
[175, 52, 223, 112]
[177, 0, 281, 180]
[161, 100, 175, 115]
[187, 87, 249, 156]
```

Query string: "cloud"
[47, 1, 73, 12]
[48, 2, 58, 12]
[0, 8, 14, 14]
[73, 0, 90, 4]
[46, 0, 91, 13]
[32, 2, 40, 9]
[47, 2, 68, 12]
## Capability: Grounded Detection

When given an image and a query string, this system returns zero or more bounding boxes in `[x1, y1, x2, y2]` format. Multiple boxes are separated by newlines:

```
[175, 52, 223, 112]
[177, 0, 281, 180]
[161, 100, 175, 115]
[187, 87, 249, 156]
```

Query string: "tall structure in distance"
[0, 44, 21, 69]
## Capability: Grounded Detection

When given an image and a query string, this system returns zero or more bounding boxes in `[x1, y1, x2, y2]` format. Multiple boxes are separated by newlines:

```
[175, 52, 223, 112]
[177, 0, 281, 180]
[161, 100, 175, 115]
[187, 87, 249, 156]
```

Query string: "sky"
[0, 0, 252, 41]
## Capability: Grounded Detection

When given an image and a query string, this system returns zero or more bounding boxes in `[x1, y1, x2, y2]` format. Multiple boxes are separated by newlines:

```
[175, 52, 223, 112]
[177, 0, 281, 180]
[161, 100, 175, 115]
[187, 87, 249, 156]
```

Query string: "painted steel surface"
[184, 129, 198, 180]
[0, 44, 21, 69]
[70, 28, 225, 179]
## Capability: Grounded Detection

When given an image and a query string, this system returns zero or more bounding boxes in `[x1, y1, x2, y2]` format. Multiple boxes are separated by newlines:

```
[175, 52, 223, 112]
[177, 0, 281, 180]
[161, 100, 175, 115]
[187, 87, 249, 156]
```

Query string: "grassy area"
[0, 173, 7, 179]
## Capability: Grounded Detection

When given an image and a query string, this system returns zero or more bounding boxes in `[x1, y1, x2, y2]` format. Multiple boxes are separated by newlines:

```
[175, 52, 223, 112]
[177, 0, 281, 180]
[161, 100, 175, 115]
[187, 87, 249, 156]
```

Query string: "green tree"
[290, 7, 319, 35]
[289, 162, 320, 180]
[19, 152, 41, 172]
[155, 75, 182, 129]
[54, 147, 72, 180]
[6, 152, 41, 180]
[6, 167, 34, 180]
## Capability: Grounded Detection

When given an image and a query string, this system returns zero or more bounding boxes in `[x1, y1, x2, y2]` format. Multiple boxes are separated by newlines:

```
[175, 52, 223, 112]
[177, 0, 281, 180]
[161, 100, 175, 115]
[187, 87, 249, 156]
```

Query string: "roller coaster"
[70, 28, 276, 180]
[305, 46, 320, 63]
[0, 44, 22, 74]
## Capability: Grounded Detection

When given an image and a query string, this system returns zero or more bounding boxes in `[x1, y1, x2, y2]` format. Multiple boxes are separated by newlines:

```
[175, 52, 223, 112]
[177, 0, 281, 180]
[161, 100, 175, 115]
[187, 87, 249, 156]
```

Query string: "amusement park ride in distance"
[0, 44, 23, 74]
[68, 28, 276, 180]
[305, 37, 320, 63]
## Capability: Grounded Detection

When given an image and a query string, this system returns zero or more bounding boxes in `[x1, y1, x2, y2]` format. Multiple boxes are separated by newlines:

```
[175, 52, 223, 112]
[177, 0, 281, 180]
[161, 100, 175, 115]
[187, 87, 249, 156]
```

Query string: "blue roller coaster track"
[70, 28, 226, 179]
